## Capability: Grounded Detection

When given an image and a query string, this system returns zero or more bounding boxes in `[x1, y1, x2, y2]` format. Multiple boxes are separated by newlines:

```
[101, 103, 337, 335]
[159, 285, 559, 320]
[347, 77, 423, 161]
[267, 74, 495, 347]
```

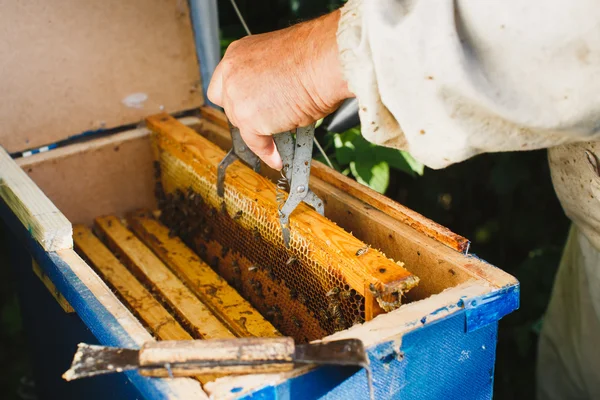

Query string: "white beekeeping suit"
[336, 0, 600, 398]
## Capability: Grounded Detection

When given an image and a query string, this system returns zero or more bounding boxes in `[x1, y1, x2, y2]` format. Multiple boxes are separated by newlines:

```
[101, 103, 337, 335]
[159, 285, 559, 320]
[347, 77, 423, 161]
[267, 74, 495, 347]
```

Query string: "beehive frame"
[0, 109, 519, 400]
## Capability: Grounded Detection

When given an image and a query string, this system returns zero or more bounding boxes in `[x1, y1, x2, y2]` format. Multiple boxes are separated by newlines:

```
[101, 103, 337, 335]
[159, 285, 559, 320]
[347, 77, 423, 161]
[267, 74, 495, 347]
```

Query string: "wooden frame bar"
[146, 114, 419, 310]
[94, 215, 236, 340]
[127, 211, 281, 338]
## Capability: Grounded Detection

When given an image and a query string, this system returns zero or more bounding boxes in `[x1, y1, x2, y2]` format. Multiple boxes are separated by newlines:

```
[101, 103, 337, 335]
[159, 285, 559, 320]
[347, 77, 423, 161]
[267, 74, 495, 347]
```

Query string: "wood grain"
[94, 215, 236, 340]
[191, 108, 518, 298]
[55, 249, 206, 398]
[198, 105, 470, 253]
[73, 224, 221, 386]
[74, 225, 192, 341]
[0, 146, 72, 251]
[138, 338, 295, 377]
[127, 211, 281, 338]
[146, 113, 419, 305]
[0, 0, 202, 153]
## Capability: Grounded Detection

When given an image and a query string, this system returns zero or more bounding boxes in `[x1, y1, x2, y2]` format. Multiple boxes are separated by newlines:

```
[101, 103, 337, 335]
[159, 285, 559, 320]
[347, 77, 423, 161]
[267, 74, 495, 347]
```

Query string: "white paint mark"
[458, 350, 471, 362]
[482, 345, 486, 350]
[122, 93, 148, 109]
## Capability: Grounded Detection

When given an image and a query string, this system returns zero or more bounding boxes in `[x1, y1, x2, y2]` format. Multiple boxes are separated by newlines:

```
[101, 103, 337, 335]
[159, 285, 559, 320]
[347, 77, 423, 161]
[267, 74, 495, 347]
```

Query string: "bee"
[352, 316, 363, 326]
[291, 316, 303, 329]
[285, 257, 297, 266]
[334, 317, 347, 332]
[252, 227, 261, 242]
[220, 202, 228, 215]
[326, 287, 340, 297]
[200, 225, 212, 240]
[186, 188, 196, 200]
[368, 283, 381, 298]
[319, 308, 331, 322]
[196, 243, 207, 257]
[297, 293, 308, 305]
[232, 210, 243, 221]
[232, 259, 240, 274]
[356, 244, 371, 257]
[328, 302, 342, 319]
[264, 265, 276, 280]
[207, 208, 216, 217]
[248, 265, 259, 272]
[210, 256, 219, 269]
[153, 161, 162, 179]
[268, 305, 282, 321]
[289, 288, 298, 300]
[339, 290, 353, 300]
[221, 246, 230, 258]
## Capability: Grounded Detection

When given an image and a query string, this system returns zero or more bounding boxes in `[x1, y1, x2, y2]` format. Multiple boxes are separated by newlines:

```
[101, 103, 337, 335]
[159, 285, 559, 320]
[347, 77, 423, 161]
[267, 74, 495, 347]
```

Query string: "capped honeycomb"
[148, 114, 419, 342]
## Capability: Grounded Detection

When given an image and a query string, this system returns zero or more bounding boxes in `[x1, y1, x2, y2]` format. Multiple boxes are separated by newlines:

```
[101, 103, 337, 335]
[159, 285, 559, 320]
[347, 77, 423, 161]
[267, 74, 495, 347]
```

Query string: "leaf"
[349, 160, 390, 194]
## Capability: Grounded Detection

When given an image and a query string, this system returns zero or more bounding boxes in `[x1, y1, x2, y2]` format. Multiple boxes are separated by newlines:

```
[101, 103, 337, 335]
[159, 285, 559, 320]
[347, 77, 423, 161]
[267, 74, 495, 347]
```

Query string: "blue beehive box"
[0, 1, 519, 399]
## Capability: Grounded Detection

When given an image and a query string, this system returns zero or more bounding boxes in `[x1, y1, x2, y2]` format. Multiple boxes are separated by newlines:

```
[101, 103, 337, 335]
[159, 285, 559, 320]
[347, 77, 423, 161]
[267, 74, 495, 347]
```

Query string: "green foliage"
[321, 127, 423, 194]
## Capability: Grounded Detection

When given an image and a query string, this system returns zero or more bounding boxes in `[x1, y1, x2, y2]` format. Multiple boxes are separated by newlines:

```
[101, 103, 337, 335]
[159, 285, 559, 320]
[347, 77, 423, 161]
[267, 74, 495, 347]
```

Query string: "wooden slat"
[73, 225, 219, 386]
[0, 146, 72, 251]
[55, 250, 207, 398]
[94, 215, 236, 340]
[198, 105, 470, 253]
[127, 211, 281, 338]
[146, 113, 419, 304]
[74, 225, 193, 341]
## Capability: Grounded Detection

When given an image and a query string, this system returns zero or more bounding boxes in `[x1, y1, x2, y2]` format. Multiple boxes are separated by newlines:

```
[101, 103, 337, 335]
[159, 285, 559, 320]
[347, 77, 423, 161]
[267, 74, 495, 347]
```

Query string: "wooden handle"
[138, 338, 296, 377]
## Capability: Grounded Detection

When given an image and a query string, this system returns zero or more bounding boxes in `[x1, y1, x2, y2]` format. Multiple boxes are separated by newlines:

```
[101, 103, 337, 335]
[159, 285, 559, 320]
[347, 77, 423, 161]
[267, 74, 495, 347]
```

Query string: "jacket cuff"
[336, 0, 407, 149]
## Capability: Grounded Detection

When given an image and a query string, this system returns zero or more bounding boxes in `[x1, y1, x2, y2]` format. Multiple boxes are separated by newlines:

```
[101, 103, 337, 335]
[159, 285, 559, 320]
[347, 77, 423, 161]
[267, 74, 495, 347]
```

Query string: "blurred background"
[0, 1, 570, 399]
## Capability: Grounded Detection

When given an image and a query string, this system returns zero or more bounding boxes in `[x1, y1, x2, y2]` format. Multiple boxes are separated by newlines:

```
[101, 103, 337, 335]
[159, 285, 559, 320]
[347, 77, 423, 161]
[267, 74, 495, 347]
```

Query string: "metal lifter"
[216, 123, 325, 248]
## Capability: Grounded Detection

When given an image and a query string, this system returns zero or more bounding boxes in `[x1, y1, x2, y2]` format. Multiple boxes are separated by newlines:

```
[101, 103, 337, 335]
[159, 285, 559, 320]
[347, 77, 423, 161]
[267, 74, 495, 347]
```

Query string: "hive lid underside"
[0, 0, 204, 154]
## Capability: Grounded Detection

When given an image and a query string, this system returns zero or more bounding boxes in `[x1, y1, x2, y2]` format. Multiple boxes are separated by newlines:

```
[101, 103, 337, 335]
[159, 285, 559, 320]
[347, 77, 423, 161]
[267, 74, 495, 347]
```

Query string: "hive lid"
[0, 0, 204, 154]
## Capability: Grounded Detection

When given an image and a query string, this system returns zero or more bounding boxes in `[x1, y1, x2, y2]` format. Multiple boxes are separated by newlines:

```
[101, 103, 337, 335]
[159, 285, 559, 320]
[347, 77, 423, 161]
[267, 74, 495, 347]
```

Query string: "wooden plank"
[198, 105, 470, 253]
[73, 225, 220, 386]
[54, 249, 206, 399]
[73, 225, 193, 341]
[94, 215, 236, 340]
[146, 113, 418, 306]
[0, 0, 202, 154]
[193, 108, 517, 296]
[310, 163, 470, 253]
[16, 117, 200, 226]
[0, 146, 72, 251]
[127, 211, 281, 338]
[32, 259, 74, 313]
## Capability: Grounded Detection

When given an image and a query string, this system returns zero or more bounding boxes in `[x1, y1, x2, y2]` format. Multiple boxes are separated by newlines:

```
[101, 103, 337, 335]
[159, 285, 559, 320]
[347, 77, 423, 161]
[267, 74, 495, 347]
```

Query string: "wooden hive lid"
[0, 0, 204, 154]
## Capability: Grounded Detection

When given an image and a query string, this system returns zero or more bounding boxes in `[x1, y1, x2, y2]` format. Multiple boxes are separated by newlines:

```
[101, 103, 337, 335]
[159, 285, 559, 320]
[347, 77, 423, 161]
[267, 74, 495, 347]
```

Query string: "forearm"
[339, 0, 600, 169]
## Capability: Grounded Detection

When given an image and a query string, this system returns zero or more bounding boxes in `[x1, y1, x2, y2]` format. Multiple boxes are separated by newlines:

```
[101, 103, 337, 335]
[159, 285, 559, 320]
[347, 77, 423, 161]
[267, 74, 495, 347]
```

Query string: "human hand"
[207, 10, 353, 170]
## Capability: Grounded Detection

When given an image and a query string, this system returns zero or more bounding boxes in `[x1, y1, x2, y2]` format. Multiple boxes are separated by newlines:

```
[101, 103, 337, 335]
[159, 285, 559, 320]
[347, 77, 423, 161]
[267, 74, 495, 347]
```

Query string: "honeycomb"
[149, 116, 419, 342]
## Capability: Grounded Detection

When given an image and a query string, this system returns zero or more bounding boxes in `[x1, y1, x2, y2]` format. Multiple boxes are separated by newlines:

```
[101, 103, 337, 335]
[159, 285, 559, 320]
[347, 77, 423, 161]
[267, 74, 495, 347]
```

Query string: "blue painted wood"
[3, 220, 144, 400]
[1, 191, 519, 400]
[0, 198, 174, 400]
[465, 285, 520, 333]
[242, 312, 499, 400]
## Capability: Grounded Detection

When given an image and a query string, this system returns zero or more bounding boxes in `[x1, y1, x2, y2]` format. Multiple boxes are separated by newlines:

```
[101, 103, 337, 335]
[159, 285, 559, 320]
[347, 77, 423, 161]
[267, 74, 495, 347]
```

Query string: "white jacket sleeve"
[337, 0, 600, 169]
